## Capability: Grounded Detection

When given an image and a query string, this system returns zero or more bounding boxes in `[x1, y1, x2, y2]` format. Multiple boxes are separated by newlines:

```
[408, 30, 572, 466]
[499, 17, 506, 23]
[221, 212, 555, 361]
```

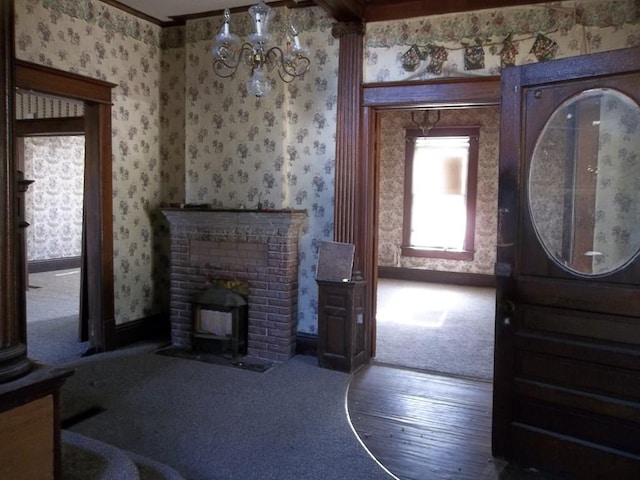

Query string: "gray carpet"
[375, 279, 495, 380]
[61, 348, 392, 480]
[26, 268, 89, 365]
[27, 314, 89, 365]
[27, 269, 80, 321]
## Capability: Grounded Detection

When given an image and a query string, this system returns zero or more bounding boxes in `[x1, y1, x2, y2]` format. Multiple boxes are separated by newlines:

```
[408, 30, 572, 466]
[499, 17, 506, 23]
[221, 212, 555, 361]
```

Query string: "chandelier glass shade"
[211, 1, 311, 97]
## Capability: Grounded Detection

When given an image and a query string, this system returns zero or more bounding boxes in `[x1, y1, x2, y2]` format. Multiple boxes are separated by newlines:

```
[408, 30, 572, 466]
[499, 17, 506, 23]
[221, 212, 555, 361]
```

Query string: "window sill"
[401, 246, 475, 261]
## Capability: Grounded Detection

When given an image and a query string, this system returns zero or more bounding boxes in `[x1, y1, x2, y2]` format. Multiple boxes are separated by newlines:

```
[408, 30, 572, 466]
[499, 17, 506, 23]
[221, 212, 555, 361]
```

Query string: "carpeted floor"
[27, 314, 90, 364]
[61, 348, 393, 480]
[27, 268, 81, 321]
[25, 270, 496, 381]
[375, 279, 495, 380]
[25, 269, 90, 365]
[26, 271, 495, 479]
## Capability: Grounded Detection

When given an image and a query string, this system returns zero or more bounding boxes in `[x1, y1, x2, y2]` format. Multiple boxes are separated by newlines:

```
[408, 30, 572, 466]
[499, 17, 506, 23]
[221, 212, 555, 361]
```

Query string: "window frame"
[402, 125, 480, 260]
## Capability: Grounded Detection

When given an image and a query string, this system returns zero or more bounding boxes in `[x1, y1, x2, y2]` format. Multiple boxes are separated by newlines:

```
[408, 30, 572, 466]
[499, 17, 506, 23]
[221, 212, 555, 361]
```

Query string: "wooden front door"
[493, 46, 640, 477]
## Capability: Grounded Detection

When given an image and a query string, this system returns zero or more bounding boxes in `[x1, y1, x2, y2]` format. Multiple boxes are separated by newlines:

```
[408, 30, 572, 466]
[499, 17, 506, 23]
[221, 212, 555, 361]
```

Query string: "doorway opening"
[16, 113, 89, 363]
[15, 60, 116, 354]
[366, 94, 501, 382]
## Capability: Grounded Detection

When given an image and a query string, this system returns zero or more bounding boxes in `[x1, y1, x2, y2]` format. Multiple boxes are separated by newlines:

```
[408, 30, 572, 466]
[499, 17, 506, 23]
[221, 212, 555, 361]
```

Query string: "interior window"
[402, 126, 479, 260]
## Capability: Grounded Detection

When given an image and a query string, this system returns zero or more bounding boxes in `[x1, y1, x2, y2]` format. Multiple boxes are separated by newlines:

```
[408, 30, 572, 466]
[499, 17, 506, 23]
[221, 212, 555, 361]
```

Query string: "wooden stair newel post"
[0, 0, 31, 383]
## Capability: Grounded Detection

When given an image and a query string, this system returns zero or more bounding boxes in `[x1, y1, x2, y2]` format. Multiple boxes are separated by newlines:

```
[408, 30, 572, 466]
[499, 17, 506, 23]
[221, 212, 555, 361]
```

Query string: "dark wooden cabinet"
[317, 280, 369, 372]
[0, 366, 73, 480]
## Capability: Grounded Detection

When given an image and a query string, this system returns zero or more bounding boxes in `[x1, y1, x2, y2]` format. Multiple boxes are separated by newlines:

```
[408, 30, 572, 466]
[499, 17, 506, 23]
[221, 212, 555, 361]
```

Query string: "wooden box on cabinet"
[317, 279, 368, 372]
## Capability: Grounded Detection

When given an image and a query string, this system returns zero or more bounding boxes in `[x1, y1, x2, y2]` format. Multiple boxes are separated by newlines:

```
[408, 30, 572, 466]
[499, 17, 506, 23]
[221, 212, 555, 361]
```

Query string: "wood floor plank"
[347, 364, 552, 480]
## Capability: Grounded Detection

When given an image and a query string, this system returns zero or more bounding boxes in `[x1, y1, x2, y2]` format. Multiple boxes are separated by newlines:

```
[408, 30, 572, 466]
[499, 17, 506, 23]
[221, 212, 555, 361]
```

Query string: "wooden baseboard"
[296, 333, 317, 357]
[378, 266, 495, 288]
[28, 257, 81, 274]
[115, 314, 170, 348]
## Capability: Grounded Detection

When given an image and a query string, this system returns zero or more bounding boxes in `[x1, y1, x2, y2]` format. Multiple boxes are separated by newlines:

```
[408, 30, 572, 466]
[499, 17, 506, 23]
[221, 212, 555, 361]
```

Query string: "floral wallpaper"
[378, 108, 500, 275]
[364, 0, 640, 83]
[15, 0, 181, 324]
[15, 91, 85, 263]
[23, 136, 85, 261]
[183, 6, 338, 334]
[11, 0, 639, 335]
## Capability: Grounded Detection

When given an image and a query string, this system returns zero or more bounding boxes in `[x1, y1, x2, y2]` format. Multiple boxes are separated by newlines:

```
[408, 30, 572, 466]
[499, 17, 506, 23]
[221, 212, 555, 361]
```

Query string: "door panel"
[493, 46, 640, 478]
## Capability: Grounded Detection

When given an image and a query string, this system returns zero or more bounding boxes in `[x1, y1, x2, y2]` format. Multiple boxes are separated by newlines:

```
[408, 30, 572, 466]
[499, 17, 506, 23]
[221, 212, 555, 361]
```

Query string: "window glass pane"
[410, 136, 470, 250]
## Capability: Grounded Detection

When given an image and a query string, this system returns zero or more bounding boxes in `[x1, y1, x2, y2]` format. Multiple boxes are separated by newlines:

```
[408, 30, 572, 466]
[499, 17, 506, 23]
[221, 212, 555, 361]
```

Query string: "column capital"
[331, 22, 365, 39]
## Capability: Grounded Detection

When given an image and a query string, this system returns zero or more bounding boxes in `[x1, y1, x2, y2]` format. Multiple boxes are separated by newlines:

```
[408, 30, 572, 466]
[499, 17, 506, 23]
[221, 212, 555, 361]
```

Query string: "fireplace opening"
[192, 280, 249, 359]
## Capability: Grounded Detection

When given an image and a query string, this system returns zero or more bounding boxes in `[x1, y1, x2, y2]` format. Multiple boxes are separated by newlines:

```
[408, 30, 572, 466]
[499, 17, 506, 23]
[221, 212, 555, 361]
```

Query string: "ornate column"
[331, 22, 365, 271]
[0, 0, 31, 382]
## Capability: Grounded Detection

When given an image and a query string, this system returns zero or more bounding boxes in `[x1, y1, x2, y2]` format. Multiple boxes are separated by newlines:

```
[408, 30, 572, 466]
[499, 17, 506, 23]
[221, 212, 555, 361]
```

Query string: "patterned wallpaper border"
[363, 0, 640, 82]
[366, 0, 639, 48]
[39, 0, 161, 46]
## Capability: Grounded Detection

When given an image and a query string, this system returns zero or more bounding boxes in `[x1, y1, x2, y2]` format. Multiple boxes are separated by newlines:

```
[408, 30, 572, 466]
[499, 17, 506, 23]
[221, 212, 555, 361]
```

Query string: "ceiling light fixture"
[211, 1, 310, 97]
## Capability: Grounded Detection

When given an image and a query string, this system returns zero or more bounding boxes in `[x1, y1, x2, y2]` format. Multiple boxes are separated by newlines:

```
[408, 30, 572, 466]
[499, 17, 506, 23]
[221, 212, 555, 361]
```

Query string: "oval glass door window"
[528, 88, 640, 276]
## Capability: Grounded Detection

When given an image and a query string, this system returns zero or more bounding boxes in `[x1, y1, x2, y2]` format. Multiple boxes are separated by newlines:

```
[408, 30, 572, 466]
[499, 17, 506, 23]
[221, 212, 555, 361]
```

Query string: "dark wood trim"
[363, 106, 379, 358]
[333, 23, 364, 253]
[169, 1, 315, 24]
[295, 332, 318, 356]
[363, 0, 552, 22]
[16, 117, 84, 136]
[313, 0, 366, 22]
[99, 0, 166, 26]
[492, 65, 521, 459]
[0, 0, 31, 383]
[356, 77, 500, 361]
[363, 77, 501, 109]
[15, 61, 116, 353]
[102, 0, 555, 25]
[518, 46, 640, 87]
[402, 125, 480, 260]
[378, 266, 496, 288]
[115, 314, 170, 348]
[84, 103, 116, 351]
[15, 60, 115, 105]
[332, 22, 372, 362]
[28, 257, 81, 274]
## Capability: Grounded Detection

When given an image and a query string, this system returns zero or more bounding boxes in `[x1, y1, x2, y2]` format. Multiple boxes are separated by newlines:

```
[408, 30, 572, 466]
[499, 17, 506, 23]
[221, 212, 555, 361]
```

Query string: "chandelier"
[211, 1, 311, 97]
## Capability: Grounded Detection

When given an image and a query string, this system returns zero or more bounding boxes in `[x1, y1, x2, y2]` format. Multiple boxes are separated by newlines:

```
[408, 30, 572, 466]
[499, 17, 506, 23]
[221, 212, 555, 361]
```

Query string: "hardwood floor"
[347, 365, 555, 480]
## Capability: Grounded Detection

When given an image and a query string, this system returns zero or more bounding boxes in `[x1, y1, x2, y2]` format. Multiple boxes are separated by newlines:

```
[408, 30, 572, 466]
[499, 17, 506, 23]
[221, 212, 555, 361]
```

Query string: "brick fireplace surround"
[162, 208, 307, 361]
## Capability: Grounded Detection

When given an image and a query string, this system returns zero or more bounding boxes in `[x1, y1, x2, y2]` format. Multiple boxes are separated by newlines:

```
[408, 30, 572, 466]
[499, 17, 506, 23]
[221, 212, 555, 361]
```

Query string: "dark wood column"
[331, 22, 375, 360]
[0, 0, 31, 383]
[332, 22, 365, 264]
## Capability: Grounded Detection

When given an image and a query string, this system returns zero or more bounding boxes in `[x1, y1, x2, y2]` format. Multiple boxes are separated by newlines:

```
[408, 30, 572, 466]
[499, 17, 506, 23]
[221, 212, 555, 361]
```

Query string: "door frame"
[15, 60, 117, 352]
[361, 77, 501, 356]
